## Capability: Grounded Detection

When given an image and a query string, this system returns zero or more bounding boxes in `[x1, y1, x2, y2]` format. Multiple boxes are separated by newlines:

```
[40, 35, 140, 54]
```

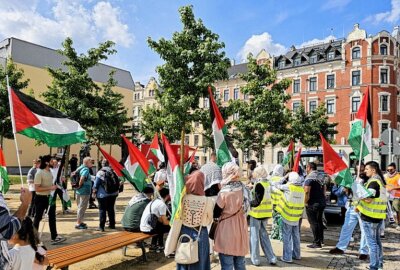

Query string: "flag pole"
[356, 88, 367, 181]
[6, 75, 24, 188]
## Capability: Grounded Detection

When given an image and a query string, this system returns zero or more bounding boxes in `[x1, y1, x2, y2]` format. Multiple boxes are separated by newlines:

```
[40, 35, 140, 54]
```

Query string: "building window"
[326, 99, 335, 114]
[380, 95, 389, 112]
[244, 93, 249, 100]
[352, 47, 360, 59]
[327, 51, 335, 60]
[310, 53, 317, 64]
[292, 101, 301, 112]
[277, 151, 284, 164]
[233, 112, 239, 120]
[278, 60, 285, 69]
[381, 122, 389, 134]
[215, 90, 220, 98]
[294, 56, 301, 66]
[380, 44, 388, 55]
[327, 74, 335, 89]
[351, 96, 361, 112]
[309, 100, 317, 112]
[293, 79, 300, 93]
[194, 135, 199, 146]
[224, 89, 229, 101]
[185, 135, 190, 145]
[309, 77, 317, 91]
[149, 90, 155, 97]
[233, 88, 239, 100]
[203, 97, 209, 108]
[380, 68, 388, 84]
[352, 70, 360, 86]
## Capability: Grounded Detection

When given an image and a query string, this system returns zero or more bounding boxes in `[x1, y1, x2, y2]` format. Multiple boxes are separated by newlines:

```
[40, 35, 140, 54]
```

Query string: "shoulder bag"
[175, 226, 201, 264]
[208, 207, 241, 240]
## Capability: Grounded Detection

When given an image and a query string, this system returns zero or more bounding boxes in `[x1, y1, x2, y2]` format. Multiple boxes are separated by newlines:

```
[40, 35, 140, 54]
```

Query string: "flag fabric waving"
[320, 133, 353, 188]
[161, 133, 185, 223]
[8, 88, 86, 147]
[282, 140, 295, 169]
[292, 143, 302, 173]
[122, 135, 155, 192]
[208, 86, 233, 167]
[184, 147, 198, 176]
[0, 147, 10, 194]
[149, 133, 165, 163]
[348, 88, 372, 160]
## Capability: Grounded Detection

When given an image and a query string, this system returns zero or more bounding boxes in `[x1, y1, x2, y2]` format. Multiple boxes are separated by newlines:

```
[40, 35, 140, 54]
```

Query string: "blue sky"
[0, 0, 397, 84]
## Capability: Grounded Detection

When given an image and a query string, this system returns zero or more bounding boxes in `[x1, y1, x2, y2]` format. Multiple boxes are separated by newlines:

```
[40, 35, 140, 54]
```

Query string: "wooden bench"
[46, 231, 153, 269]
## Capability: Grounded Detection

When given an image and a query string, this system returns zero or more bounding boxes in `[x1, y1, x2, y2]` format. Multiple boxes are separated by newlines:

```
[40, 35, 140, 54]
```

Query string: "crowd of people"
[0, 151, 399, 270]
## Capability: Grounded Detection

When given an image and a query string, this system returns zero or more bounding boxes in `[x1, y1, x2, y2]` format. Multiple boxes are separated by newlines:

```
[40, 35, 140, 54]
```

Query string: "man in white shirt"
[140, 188, 170, 253]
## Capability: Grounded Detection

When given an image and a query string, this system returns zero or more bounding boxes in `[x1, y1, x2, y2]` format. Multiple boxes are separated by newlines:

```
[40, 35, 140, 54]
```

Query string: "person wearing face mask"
[356, 161, 388, 270]
[329, 163, 369, 260]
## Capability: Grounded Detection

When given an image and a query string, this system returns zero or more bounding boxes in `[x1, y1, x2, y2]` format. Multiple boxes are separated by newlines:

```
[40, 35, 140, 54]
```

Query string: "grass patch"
[9, 175, 27, 185]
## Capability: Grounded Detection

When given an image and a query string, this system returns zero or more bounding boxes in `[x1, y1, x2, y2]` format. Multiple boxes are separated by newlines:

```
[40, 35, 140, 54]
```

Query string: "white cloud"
[0, 0, 134, 51]
[365, 0, 400, 24]
[237, 32, 287, 61]
[321, 0, 351, 11]
[296, 35, 336, 48]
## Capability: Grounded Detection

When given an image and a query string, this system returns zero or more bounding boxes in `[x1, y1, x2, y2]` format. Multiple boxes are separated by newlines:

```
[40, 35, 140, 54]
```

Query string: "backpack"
[102, 168, 120, 194]
[70, 167, 83, 189]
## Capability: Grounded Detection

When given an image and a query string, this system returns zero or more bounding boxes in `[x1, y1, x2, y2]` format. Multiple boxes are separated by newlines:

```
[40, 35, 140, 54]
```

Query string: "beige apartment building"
[0, 37, 134, 173]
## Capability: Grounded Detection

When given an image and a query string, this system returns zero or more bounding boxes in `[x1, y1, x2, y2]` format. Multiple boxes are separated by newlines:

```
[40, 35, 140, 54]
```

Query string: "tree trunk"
[180, 127, 185, 174]
[109, 144, 112, 155]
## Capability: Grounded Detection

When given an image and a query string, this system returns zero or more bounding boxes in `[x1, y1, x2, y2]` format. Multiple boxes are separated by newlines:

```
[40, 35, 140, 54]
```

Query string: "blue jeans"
[249, 217, 276, 265]
[176, 226, 210, 270]
[362, 220, 384, 270]
[219, 254, 246, 270]
[336, 206, 368, 254]
[282, 221, 301, 262]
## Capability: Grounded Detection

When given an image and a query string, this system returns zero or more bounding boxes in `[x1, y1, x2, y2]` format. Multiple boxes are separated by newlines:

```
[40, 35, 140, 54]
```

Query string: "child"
[8, 217, 47, 270]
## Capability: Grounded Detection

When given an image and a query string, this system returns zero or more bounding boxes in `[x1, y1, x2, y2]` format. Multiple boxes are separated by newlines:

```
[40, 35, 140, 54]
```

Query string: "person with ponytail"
[8, 217, 46, 270]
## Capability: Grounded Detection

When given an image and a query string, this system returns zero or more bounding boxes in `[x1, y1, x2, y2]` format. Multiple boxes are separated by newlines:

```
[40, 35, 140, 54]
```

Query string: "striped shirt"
[0, 193, 22, 269]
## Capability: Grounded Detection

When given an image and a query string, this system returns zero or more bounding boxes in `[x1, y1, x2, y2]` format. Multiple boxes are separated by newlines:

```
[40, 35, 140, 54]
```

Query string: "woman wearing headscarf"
[213, 162, 250, 270]
[270, 164, 286, 240]
[176, 170, 214, 270]
[248, 166, 277, 266]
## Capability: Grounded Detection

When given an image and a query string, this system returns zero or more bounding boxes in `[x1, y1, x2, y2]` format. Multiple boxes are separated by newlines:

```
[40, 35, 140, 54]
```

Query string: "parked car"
[299, 150, 344, 218]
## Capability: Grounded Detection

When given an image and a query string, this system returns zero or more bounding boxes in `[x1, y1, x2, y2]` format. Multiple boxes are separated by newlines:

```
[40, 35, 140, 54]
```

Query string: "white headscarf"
[221, 162, 240, 186]
[272, 164, 284, 177]
[288, 172, 302, 185]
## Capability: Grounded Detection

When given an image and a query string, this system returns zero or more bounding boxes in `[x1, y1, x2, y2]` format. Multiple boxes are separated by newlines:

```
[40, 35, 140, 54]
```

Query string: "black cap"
[143, 186, 154, 194]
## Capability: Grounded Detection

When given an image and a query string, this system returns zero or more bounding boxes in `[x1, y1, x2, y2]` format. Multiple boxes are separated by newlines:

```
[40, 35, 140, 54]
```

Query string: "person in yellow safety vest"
[356, 161, 388, 270]
[248, 166, 277, 266]
[269, 164, 285, 206]
[273, 172, 305, 263]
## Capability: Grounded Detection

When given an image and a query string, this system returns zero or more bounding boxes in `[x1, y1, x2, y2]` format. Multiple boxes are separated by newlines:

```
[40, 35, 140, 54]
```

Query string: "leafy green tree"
[281, 103, 338, 147]
[229, 56, 291, 162]
[43, 37, 130, 165]
[142, 5, 230, 168]
[0, 59, 30, 147]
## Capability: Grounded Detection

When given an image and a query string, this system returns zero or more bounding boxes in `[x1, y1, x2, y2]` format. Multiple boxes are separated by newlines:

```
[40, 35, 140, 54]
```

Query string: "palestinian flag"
[0, 147, 9, 194]
[282, 140, 295, 169]
[184, 147, 198, 176]
[97, 144, 137, 190]
[208, 86, 233, 167]
[161, 133, 185, 223]
[149, 133, 165, 163]
[8, 88, 85, 147]
[320, 133, 353, 188]
[348, 87, 372, 160]
[122, 135, 155, 192]
[292, 142, 302, 173]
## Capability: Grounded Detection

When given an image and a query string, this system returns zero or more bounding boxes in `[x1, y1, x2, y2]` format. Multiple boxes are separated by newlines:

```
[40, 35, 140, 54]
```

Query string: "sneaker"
[359, 254, 369, 260]
[396, 225, 400, 231]
[51, 235, 66, 245]
[95, 227, 105, 232]
[149, 245, 158, 251]
[307, 243, 322, 248]
[75, 223, 87, 230]
[89, 204, 98, 209]
[156, 246, 164, 253]
[108, 225, 116, 230]
[279, 257, 293, 263]
[329, 247, 344, 255]
[380, 233, 385, 239]
[167, 252, 175, 259]
[63, 208, 72, 214]
[270, 257, 277, 265]
[292, 256, 301, 260]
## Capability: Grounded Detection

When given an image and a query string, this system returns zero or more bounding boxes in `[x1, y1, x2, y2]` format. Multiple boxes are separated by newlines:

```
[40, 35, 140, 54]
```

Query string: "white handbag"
[174, 227, 201, 264]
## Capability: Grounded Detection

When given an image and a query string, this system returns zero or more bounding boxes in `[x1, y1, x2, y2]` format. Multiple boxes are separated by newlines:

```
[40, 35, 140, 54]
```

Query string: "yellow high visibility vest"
[270, 176, 283, 205]
[276, 184, 305, 222]
[249, 181, 273, 219]
[357, 178, 388, 220]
